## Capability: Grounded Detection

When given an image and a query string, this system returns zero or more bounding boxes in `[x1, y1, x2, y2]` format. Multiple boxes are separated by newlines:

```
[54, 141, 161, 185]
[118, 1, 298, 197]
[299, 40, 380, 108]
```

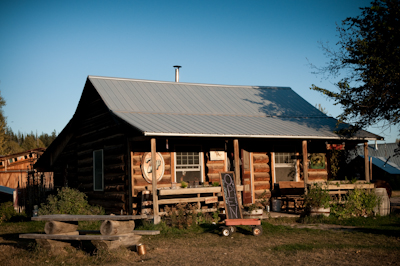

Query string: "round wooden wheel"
[252, 225, 263, 236]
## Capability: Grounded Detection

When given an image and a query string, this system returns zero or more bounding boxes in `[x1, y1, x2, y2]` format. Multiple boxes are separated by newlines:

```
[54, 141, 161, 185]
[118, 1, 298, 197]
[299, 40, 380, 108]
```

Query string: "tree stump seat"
[19, 215, 159, 252]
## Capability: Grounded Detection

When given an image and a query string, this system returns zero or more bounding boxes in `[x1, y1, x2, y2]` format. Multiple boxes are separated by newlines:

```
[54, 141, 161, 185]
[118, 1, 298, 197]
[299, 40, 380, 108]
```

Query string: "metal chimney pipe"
[173, 65, 181, 82]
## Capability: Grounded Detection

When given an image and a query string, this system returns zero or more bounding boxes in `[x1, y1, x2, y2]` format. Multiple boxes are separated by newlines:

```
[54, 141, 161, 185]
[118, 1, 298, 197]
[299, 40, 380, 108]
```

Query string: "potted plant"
[180, 181, 188, 188]
[304, 183, 331, 216]
[245, 203, 264, 216]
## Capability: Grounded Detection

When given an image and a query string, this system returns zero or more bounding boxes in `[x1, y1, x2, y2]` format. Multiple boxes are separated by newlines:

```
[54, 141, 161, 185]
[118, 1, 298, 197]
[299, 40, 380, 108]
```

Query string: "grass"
[271, 242, 400, 252]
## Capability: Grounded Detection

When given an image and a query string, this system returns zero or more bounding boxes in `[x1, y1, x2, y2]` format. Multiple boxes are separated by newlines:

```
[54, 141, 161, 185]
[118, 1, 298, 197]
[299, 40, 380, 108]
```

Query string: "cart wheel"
[252, 225, 263, 236]
[221, 227, 231, 237]
[229, 226, 236, 234]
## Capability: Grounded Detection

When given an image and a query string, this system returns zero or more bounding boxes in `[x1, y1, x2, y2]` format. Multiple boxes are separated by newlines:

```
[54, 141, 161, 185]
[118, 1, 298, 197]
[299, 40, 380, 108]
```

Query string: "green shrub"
[0, 201, 17, 222]
[164, 203, 198, 229]
[38, 187, 104, 215]
[211, 182, 220, 187]
[330, 188, 379, 219]
[304, 183, 331, 209]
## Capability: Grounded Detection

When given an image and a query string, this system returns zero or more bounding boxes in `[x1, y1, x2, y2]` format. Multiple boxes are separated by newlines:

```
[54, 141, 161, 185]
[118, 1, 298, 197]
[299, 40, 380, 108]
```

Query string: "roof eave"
[143, 132, 381, 140]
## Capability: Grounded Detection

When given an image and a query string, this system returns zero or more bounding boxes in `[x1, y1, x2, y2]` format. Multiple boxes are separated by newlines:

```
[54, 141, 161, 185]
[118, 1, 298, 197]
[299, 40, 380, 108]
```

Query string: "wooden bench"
[19, 214, 160, 252]
[307, 181, 375, 203]
[278, 181, 305, 213]
[156, 186, 243, 215]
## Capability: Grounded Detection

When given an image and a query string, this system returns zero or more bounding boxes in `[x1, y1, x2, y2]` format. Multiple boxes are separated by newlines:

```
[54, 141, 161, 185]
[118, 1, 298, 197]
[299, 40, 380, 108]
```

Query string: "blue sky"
[0, 0, 397, 143]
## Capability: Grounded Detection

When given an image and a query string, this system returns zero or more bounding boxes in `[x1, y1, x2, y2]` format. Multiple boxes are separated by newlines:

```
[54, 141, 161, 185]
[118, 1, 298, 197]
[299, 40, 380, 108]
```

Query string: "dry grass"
[1, 216, 400, 266]
[142, 226, 400, 266]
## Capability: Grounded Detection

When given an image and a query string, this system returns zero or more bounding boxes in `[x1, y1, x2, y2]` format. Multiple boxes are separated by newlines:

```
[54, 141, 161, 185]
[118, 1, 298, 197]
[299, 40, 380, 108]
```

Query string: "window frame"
[93, 149, 104, 191]
[173, 146, 204, 183]
[273, 152, 298, 183]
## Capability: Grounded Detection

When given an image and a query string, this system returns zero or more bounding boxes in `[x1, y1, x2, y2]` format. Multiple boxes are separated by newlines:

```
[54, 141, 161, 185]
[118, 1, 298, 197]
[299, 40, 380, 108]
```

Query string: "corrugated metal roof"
[360, 155, 400, 175]
[0, 185, 15, 195]
[367, 143, 400, 167]
[357, 143, 400, 171]
[88, 76, 381, 140]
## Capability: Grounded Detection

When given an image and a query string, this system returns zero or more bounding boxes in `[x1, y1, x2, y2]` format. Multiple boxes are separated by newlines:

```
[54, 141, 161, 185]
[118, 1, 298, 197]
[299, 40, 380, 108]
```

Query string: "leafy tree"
[39, 130, 57, 147]
[6, 140, 24, 154]
[311, 0, 400, 134]
[0, 92, 7, 155]
[21, 135, 45, 150]
[315, 103, 330, 116]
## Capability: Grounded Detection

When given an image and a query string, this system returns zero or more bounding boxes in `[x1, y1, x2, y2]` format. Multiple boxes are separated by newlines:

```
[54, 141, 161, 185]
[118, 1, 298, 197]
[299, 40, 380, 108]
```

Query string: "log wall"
[52, 85, 130, 214]
[206, 158, 225, 184]
[252, 153, 271, 199]
[131, 152, 172, 212]
[308, 168, 328, 181]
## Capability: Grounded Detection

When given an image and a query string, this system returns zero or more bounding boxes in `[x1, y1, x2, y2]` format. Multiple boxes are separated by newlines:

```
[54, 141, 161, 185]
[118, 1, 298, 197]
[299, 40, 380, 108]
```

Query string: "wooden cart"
[219, 172, 262, 237]
[220, 218, 262, 237]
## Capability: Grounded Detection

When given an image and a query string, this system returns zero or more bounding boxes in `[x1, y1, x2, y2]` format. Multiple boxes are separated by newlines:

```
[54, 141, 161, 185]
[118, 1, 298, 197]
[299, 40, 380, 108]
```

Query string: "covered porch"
[130, 136, 373, 223]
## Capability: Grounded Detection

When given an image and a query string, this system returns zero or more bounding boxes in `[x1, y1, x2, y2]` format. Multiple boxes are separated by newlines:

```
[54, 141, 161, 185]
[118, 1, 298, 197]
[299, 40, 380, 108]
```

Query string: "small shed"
[0, 148, 54, 210]
[0, 148, 53, 190]
[358, 143, 400, 189]
[35, 76, 382, 215]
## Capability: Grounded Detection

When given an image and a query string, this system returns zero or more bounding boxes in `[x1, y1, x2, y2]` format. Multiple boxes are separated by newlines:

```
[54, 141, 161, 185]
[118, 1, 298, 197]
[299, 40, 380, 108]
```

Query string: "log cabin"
[34, 75, 382, 217]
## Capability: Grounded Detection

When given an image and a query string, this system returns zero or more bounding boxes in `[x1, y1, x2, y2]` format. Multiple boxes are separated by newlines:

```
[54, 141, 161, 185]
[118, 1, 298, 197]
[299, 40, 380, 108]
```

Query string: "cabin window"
[274, 152, 297, 182]
[175, 149, 203, 183]
[93, 149, 104, 191]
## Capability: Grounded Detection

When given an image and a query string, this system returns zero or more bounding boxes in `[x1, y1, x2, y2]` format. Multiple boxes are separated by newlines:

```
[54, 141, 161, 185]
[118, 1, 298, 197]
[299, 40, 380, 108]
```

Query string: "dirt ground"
[1, 221, 400, 266]
[2, 194, 400, 266]
[139, 229, 400, 266]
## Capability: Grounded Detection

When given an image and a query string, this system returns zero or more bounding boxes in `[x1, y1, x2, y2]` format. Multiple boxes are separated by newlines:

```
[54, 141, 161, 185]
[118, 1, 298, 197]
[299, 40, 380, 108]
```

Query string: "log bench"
[19, 214, 160, 252]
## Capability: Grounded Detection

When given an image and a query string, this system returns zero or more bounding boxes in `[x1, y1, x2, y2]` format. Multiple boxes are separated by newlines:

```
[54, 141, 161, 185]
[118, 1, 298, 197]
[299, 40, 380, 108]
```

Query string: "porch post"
[233, 139, 240, 186]
[364, 142, 370, 182]
[127, 139, 133, 215]
[302, 140, 309, 188]
[370, 157, 373, 180]
[151, 138, 160, 224]
[233, 139, 242, 206]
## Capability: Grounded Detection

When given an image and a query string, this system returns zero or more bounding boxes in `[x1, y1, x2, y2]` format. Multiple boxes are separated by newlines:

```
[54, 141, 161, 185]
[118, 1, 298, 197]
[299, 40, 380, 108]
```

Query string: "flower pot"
[309, 207, 330, 217]
[250, 209, 264, 216]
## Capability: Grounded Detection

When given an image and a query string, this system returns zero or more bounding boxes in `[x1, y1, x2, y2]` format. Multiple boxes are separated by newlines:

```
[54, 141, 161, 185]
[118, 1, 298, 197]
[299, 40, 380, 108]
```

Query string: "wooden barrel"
[374, 188, 390, 216]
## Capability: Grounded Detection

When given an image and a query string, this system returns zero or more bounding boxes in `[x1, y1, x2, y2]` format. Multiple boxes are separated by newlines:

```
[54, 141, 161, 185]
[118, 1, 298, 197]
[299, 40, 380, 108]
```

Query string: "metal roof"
[87, 76, 381, 140]
[0, 185, 15, 195]
[360, 155, 400, 175]
[357, 143, 400, 173]
[367, 143, 400, 167]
